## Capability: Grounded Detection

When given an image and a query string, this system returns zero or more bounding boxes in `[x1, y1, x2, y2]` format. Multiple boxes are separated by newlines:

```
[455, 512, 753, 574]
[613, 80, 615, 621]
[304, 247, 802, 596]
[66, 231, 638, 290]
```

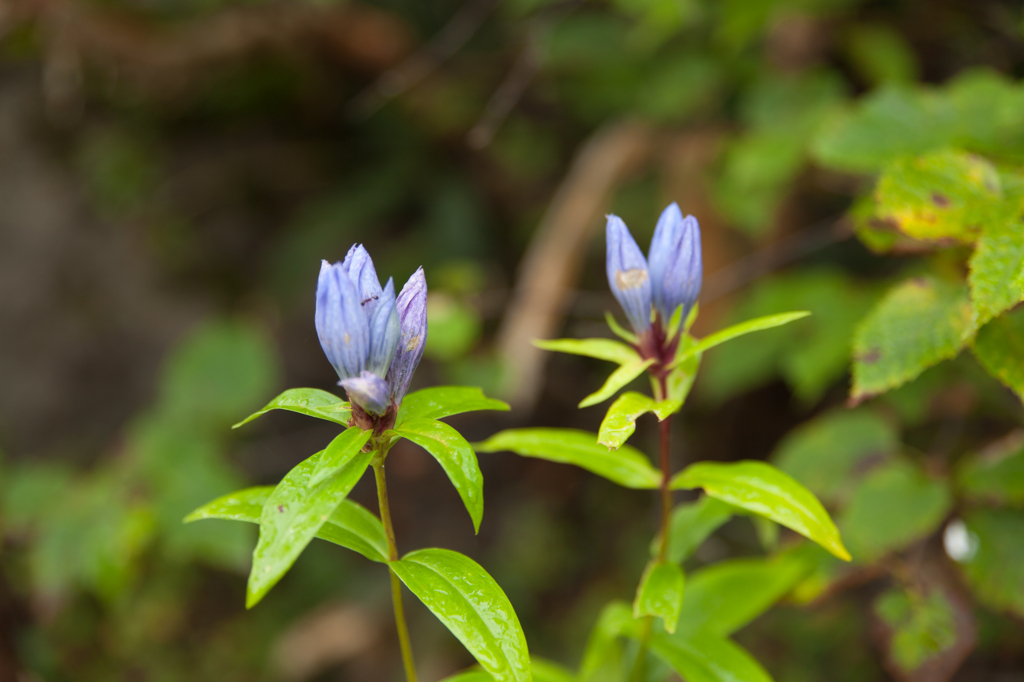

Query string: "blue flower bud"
[341, 371, 391, 416]
[648, 203, 702, 328]
[315, 260, 370, 380]
[605, 215, 653, 334]
[367, 277, 400, 377]
[387, 267, 427, 403]
[341, 244, 384, 316]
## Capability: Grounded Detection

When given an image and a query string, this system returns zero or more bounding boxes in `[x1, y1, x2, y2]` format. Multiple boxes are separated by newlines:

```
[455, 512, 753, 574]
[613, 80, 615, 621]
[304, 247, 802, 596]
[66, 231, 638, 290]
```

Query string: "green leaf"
[397, 386, 510, 425]
[598, 392, 667, 449]
[968, 202, 1024, 326]
[309, 426, 373, 488]
[392, 418, 484, 533]
[475, 428, 661, 489]
[659, 496, 735, 564]
[772, 409, 898, 503]
[648, 630, 774, 682]
[665, 333, 701, 406]
[438, 660, 573, 682]
[533, 338, 640, 364]
[634, 561, 685, 633]
[391, 548, 531, 682]
[184, 486, 388, 563]
[579, 359, 656, 408]
[955, 432, 1024, 506]
[670, 312, 811, 369]
[852, 277, 976, 402]
[958, 508, 1024, 617]
[233, 388, 351, 429]
[840, 460, 952, 562]
[605, 311, 638, 344]
[579, 600, 638, 680]
[247, 433, 374, 607]
[671, 461, 850, 561]
[874, 150, 1000, 243]
[875, 587, 957, 673]
[674, 554, 810, 637]
[973, 306, 1024, 402]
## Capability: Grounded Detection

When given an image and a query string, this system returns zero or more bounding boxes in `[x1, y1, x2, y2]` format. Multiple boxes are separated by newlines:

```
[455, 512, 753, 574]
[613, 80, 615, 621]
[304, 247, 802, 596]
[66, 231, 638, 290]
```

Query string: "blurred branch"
[4, 0, 412, 100]
[496, 120, 653, 410]
[466, 25, 543, 149]
[348, 0, 502, 120]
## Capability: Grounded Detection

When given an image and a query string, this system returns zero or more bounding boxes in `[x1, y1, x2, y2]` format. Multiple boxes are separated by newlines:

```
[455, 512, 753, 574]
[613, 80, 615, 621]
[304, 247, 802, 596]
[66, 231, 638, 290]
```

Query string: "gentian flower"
[605, 203, 702, 365]
[315, 245, 428, 425]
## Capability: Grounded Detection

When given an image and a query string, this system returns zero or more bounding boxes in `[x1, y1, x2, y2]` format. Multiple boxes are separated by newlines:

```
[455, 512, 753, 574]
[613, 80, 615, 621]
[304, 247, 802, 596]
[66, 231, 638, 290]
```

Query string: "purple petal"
[386, 267, 427, 403]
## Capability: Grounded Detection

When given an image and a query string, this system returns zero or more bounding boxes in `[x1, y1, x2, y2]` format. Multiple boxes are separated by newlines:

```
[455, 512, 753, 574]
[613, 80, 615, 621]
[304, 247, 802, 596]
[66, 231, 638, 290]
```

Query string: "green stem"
[628, 375, 674, 681]
[374, 459, 418, 682]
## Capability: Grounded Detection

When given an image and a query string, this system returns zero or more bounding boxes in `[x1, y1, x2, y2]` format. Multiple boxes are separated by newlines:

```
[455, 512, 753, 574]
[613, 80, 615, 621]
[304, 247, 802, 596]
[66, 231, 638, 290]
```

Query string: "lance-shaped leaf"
[476, 428, 661, 489]
[185, 486, 388, 563]
[391, 418, 484, 532]
[439, 659, 574, 682]
[233, 388, 351, 428]
[605, 311, 638, 344]
[634, 560, 685, 634]
[397, 386, 510, 425]
[648, 630, 774, 682]
[247, 431, 374, 607]
[309, 426, 373, 488]
[534, 338, 640, 364]
[669, 312, 811, 369]
[390, 548, 531, 682]
[657, 496, 735, 564]
[598, 392, 678, 449]
[580, 358, 656, 408]
[671, 461, 850, 561]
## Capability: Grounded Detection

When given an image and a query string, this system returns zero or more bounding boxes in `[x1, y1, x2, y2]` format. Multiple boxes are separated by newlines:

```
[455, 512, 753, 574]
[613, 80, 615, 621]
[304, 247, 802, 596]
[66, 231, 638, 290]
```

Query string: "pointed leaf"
[397, 386, 510, 425]
[973, 306, 1024, 403]
[534, 338, 640, 364]
[438, 660, 573, 682]
[233, 388, 351, 428]
[392, 418, 484, 532]
[648, 630, 774, 682]
[633, 561, 685, 634]
[579, 359, 656, 408]
[185, 486, 388, 563]
[852, 277, 976, 401]
[476, 428, 661, 489]
[658, 496, 735, 564]
[247, 434, 374, 607]
[675, 555, 810, 637]
[390, 548, 531, 682]
[669, 312, 811, 369]
[605, 311, 639, 344]
[599, 392, 658, 449]
[671, 461, 850, 561]
[309, 427, 373, 488]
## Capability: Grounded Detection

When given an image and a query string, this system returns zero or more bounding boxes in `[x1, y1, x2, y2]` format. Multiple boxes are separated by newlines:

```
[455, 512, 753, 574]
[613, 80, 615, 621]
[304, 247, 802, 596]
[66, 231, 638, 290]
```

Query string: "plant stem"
[628, 376, 674, 681]
[373, 460, 418, 682]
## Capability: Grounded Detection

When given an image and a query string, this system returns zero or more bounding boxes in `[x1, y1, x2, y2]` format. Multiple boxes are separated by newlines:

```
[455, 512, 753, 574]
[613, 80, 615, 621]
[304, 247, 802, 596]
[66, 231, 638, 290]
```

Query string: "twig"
[466, 25, 543, 149]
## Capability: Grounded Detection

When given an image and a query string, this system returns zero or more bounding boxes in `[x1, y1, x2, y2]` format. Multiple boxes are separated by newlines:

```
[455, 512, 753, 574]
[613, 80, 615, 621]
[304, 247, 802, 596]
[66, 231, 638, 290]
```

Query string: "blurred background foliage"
[1, 0, 1023, 680]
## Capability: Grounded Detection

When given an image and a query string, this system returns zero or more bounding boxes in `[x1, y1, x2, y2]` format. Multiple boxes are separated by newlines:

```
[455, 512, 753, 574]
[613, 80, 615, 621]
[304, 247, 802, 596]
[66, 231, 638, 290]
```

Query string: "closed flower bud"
[340, 371, 392, 416]
[315, 260, 370, 380]
[387, 267, 428, 404]
[648, 203, 702, 328]
[367, 278, 400, 377]
[605, 215, 653, 334]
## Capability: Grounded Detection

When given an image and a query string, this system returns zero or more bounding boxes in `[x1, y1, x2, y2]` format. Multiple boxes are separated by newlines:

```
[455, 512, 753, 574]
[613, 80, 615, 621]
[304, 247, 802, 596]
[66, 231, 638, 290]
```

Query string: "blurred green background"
[1, 0, 1023, 680]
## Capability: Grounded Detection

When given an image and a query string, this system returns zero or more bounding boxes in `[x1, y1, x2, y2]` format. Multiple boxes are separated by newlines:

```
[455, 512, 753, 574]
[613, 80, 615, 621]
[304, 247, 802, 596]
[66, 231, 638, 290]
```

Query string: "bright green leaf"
[534, 338, 640, 364]
[309, 427, 373, 488]
[670, 312, 811, 369]
[973, 306, 1024, 402]
[185, 486, 388, 563]
[840, 460, 952, 562]
[852, 277, 976, 401]
[397, 386, 510, 425]
[674, 554, 810, 637]
[605, 311, 638, 344]
[247, 439, 374, 607]
[476, 428, 661, 489]
[634, 561, 685, 633]
[956, 432, 1024, 506]
[772, 409, 898, 503]
[438, 659, 573, 682]
[391, 548, 531, 682]
[598, 392, 659, 449]
[671, 460, 850, 561]
[392, 418, 484, 533]
[874, 150, 1000, 242]
[233, 388, 351, 429]
[648, 630, 774, 682]
[659, 496, 734, 564]
[579, 359, 656, 408]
